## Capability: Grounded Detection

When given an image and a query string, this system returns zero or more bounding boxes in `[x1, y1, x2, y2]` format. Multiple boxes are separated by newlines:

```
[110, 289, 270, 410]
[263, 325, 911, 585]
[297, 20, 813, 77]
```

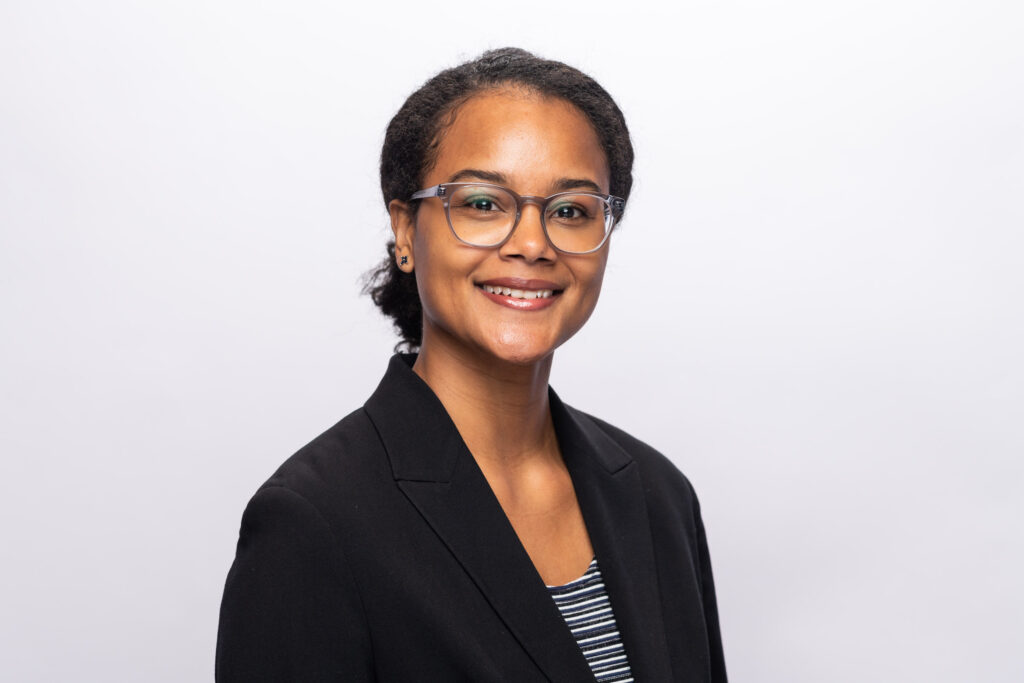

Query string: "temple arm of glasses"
[410, 185, 442, 200]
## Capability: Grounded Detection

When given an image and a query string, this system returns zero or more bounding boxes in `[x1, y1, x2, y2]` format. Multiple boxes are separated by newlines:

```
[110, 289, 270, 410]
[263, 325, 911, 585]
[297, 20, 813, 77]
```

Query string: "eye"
[462, 194, 504, 212]
[555, 205, 582, 219]
[548, 201, 592, 221]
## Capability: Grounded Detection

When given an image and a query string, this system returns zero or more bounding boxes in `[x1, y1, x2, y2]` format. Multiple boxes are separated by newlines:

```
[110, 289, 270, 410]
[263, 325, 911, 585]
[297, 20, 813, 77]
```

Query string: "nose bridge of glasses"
[518, 194, 556, 229]
[517, 194, 547, 215]
[505, 194, 553, 252]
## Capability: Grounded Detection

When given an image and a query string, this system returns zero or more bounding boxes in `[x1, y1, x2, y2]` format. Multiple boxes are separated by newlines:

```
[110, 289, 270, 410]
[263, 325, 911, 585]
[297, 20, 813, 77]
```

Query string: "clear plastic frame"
[410, 182, 626, 255]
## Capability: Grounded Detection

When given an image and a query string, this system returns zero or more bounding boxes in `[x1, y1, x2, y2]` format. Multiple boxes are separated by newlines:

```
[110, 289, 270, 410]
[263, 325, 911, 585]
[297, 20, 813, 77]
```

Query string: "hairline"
[415, 84, 610, 208]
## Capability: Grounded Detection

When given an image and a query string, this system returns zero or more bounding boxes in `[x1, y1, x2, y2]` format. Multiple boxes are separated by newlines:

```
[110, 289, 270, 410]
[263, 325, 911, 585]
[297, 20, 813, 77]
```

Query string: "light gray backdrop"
[1, 1, 1021, 681]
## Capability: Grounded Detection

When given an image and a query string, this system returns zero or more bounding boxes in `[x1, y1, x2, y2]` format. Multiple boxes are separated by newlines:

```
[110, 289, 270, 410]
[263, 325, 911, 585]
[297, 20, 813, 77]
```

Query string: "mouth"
[475, 278, 564, 310]
[479, 284, 555, 300]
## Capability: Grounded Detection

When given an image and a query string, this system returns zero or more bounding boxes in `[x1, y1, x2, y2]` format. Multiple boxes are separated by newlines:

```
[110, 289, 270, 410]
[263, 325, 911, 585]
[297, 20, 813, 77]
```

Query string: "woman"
[216, 48, 727, 682]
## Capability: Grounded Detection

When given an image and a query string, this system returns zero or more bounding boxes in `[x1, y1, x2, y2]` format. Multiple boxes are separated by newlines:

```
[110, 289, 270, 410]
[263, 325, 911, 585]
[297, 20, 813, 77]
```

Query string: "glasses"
[410, 183, 626, 255]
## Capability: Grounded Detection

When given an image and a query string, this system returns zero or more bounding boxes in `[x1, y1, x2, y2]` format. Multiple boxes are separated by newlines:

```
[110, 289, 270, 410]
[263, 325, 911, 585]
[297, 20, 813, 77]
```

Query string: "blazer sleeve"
[693, 492, 728, 682]
[215, 485, 375, 682]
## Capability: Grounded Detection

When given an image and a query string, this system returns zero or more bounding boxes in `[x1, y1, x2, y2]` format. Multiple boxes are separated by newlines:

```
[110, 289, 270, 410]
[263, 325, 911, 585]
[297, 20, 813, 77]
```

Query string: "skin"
[388, 89, 612, 584]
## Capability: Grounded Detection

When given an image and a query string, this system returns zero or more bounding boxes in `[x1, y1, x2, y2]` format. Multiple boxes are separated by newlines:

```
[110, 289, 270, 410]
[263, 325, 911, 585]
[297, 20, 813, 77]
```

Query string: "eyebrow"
[445, 169, 606, 195]
[447, 169, 508, 185]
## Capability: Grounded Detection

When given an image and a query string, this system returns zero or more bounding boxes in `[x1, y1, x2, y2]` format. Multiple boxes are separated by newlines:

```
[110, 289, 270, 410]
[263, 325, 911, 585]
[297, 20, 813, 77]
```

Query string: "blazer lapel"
[550, 389, 676, 682]
[363, 355, 594, 682]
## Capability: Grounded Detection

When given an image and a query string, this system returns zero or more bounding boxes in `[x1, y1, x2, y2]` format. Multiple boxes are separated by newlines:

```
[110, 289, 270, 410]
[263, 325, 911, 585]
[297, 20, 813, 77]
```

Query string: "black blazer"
[216, 354, 727, 682]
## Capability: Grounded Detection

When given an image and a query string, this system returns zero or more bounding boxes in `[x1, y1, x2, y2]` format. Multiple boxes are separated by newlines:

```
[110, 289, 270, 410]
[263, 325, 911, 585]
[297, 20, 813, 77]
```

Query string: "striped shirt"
[546, 557, 635, 682]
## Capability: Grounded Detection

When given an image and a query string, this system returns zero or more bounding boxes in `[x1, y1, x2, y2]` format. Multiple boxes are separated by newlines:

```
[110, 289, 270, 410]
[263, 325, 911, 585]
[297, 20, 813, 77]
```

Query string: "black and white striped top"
[546, 557, 635, 682]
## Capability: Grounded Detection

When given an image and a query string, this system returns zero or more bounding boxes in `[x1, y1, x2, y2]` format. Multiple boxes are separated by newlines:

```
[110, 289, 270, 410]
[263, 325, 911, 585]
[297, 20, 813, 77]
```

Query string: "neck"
[412, 333, 557, 472]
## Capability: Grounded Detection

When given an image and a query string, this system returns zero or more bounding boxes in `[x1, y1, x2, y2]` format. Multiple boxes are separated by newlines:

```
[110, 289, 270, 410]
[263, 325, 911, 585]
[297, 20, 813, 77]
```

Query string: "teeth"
[482, 285, 554, 300]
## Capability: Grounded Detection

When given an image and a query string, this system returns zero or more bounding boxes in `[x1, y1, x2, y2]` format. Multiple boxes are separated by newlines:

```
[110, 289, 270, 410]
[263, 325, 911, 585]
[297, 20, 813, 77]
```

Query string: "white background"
[2, 1, 1021, 680]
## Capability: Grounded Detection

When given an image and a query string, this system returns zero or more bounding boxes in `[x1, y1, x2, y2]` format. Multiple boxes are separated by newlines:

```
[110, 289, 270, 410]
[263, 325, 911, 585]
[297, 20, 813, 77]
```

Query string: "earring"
[400, 256, 408, 266]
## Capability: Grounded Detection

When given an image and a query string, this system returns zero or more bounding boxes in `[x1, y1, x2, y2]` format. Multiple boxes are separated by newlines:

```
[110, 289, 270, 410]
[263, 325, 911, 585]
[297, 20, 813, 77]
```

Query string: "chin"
[482, 328, 559, 366]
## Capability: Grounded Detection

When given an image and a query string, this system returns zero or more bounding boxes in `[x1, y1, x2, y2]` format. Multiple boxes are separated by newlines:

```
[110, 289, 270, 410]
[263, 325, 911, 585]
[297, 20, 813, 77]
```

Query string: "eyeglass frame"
[408, 182, 627, 255]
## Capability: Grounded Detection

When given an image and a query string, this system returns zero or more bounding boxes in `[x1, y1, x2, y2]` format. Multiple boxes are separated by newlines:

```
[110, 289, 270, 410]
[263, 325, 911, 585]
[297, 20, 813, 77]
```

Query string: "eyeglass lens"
[445, 185, 611, 253]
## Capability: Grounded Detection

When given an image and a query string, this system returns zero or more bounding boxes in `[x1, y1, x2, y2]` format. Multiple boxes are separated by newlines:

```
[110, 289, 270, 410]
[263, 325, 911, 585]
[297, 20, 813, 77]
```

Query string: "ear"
[388, 199, 416, 272]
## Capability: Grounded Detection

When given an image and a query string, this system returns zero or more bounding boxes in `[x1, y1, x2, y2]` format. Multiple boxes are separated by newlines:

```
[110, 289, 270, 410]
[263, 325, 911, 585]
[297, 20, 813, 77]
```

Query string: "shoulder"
[568, 405, 697, 490]
[566, 404, 703, 516]
[242, 406, 395, 533]
[267, 407, 379, 483]
[217, 414, 377, 680]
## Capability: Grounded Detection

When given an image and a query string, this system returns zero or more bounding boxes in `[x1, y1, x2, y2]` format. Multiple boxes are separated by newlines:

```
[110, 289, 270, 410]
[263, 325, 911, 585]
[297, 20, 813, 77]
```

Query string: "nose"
[499, 200, 556, 263]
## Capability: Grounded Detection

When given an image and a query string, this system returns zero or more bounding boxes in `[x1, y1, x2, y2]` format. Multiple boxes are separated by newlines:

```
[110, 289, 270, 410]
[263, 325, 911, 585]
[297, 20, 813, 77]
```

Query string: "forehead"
[427, 89, 611, 194]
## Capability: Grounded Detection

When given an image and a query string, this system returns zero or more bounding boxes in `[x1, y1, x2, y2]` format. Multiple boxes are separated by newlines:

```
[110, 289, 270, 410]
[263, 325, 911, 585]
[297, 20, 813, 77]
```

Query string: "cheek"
[576, 281, 605, 328]
[576, 256, 609, 309]
[411, 227, 448, 316]
[411, 231, 479, 324]
[577, 260, 610, 325]
[412, 257, 452, 325]
[588, 264, 607, 299]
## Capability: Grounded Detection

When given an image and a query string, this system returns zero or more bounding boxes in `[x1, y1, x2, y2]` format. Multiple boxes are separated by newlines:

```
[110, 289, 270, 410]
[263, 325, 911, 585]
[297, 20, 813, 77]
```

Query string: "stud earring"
[400, 256, 408, 266]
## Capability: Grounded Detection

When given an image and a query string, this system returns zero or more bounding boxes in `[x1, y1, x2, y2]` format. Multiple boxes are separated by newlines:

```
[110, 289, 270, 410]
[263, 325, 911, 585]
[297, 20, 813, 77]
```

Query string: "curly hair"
[363, 47, 635, 350]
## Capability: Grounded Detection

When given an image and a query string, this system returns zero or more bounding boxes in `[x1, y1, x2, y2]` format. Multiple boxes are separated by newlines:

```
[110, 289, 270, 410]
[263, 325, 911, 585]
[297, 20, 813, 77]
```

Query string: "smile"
[480, 285, 554, 300]
[475, 282, 562, 311]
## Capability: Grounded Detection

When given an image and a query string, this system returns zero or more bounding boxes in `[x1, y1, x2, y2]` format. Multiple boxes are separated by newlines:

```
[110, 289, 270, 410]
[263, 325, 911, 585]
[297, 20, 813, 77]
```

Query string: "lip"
[476, 277, 563, 291]
[475, 277, 563, 312]
[478, 287, 559, 311]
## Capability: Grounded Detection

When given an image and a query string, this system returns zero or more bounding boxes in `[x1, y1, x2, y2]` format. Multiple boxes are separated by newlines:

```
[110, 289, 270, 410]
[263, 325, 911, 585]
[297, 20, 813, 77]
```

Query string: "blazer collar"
[363, 353, 674, 682]
[364, 353, 634, 481]
[364, 353, 464, 483]
[549, 388, 676, 681]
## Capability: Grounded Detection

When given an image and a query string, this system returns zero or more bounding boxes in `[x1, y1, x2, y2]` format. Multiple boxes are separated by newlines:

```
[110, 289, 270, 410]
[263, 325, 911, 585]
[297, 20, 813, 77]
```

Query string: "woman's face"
[391, 89, 612, 366]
